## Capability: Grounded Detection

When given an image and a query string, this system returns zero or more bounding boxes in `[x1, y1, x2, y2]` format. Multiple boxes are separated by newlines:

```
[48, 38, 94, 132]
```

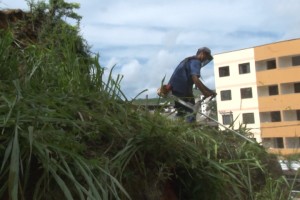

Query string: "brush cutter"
[157, 86, 255, 144]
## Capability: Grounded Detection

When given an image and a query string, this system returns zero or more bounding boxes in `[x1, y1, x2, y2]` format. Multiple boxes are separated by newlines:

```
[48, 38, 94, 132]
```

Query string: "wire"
[222, 123, 300, 130]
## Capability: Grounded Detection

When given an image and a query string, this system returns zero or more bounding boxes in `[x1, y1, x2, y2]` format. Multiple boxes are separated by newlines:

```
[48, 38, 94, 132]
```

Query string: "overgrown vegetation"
[0, 1, 295, 199]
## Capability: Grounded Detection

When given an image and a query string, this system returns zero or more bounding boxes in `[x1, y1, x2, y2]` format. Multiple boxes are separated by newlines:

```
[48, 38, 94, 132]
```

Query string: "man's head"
[196, 47, 213, 62]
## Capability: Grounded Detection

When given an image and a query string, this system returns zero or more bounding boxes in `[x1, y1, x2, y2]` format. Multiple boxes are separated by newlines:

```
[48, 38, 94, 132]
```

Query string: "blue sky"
[1, 0, 300, 99]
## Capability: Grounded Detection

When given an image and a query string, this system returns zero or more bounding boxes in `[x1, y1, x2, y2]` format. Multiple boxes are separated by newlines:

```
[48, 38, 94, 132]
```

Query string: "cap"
[196, 47, 213, 61]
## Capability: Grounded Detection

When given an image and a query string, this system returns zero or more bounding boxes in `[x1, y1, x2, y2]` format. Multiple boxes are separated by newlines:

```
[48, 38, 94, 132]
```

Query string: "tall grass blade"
[0, 139, 13, 173]
[49, 167, 74, 200]
[8, 112, 20, 200]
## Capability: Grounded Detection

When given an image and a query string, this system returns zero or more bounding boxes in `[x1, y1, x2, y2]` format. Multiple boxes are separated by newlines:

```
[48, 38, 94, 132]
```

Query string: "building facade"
[214, 38, 300, 154]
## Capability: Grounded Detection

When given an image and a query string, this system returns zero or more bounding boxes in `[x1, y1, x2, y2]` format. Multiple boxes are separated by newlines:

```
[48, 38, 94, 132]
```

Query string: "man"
[168, 47, 216, 122]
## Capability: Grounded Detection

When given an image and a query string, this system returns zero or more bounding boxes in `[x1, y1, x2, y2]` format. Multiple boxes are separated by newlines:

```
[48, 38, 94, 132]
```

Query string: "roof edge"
[214, 37, 300, 56]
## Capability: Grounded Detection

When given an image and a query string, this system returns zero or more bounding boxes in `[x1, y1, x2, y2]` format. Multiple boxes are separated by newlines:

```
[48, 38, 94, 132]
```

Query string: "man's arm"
[191, 75, 215, 97]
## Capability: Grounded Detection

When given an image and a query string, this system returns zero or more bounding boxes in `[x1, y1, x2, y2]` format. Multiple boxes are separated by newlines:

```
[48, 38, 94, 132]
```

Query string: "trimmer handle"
[209, 92, 217, 101]
[201, 92, 217, 102]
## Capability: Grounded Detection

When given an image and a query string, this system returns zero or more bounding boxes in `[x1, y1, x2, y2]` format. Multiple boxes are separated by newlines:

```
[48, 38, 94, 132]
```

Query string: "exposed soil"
[0, 9, 45, 47]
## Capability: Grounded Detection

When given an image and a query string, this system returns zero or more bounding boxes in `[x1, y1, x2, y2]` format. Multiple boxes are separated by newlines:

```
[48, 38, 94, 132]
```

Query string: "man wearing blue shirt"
[168, 47, 215, 122]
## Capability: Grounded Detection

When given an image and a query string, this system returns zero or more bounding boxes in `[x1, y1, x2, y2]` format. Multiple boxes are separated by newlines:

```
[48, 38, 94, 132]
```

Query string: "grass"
[0, 1, 296, 200]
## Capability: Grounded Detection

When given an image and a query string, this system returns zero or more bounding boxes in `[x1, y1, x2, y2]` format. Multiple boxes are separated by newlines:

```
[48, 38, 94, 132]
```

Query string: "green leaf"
[49, 167, 74, 200]
[8, 123, 20, 200]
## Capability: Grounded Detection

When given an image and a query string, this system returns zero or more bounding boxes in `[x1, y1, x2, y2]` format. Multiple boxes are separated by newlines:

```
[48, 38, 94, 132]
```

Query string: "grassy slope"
[0, 3, 290, 200]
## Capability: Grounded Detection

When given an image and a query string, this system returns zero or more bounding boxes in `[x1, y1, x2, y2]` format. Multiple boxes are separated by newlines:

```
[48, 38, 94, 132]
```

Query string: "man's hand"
[191, 75, 216, 98]
[157, 84, 171, 97]
[203, 90, 216, 98]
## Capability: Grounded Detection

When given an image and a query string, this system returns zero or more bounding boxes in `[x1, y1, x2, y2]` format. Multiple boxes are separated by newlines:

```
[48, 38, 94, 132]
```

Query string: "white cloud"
[82, 24, 164, 46]
[106, 49, 179, 99]
[2, 0, 300, 98]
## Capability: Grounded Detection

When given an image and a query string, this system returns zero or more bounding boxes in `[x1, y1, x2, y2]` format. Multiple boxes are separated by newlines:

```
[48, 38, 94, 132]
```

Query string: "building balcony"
[267, 148, 300, 155]
[263, 136, 300, 155]
[256, 66, 300, 85]
[260, 121, 300, 137]
[258, 93, 300, 112]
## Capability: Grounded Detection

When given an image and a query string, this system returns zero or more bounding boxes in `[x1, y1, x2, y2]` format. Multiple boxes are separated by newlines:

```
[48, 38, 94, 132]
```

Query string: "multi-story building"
[214, 38, 300, 155]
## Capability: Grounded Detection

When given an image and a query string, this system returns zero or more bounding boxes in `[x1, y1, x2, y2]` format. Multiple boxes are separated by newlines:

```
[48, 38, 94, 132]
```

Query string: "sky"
[1, 0, 300, 99]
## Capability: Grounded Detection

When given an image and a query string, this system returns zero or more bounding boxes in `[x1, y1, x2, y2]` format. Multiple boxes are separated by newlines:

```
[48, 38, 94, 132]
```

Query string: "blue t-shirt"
[168, 57, 202, 97]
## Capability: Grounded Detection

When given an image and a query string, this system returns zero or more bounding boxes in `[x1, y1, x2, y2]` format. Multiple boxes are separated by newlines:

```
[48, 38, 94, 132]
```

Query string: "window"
[292, 56, 300, 66]
[286, 137, 300, 148]
[262, 138, 272, 148]
[220, 90, 231, 101]
[219, 66, 230, 77]
[274, 138, 284, 149]
[269, 85, 278, 96]
[295, 83, 300, 93]
[243, 113, 255, 124]
[267, 60, 276, 70]
[271, 111, 281, 122]
[239, 63, 250, 74]
[222, 114, 233, 125]
[297, 110, 300, 121]
[240, 87, 253, 99]
[262, 138, 284, 148]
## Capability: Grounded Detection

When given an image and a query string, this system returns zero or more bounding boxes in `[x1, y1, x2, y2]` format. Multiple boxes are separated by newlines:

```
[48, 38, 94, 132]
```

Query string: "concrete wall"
[214, 48, 261, 142]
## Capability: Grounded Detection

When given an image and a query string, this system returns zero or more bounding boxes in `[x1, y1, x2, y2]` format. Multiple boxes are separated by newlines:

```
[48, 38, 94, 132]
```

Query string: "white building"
[214, 39, 300, 154]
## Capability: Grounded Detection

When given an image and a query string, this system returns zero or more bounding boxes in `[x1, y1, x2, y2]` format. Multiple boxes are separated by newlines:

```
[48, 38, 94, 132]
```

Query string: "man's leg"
[174, 101, 186, 117]
[184, 97, 196, 122]
[174, 96, 196, 122]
